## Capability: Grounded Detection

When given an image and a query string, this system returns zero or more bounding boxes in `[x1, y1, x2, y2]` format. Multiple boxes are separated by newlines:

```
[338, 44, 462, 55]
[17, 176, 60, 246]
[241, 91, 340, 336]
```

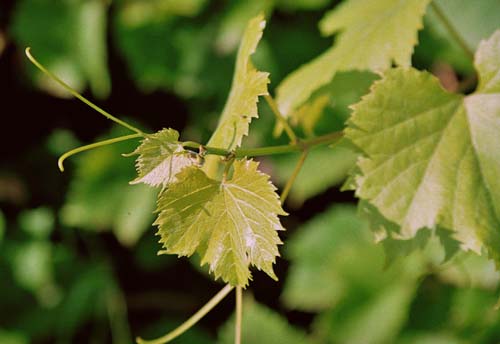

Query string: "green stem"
[136, 284, 234, 344]
[264, 95, 298, 143]
[58, 133, 142, 172]
[280, 150, 309, 204]
[235, 287, 242, 344]
[430, 2, 474, 60]
[182, 131, 342, 158]
[25, 48, 144, 135]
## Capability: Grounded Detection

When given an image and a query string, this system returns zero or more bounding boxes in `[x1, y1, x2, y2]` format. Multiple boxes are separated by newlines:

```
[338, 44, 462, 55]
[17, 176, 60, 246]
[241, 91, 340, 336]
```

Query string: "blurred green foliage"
[2, 0, 500, 343]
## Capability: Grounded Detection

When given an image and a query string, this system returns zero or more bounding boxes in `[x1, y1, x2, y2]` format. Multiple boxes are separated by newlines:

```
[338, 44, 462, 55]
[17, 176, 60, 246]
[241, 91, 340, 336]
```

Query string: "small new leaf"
[127, 128, 197, 187]
[207, 13, 269, 150]
[155, 159, 286, 287]
[346, 30, 500, 264]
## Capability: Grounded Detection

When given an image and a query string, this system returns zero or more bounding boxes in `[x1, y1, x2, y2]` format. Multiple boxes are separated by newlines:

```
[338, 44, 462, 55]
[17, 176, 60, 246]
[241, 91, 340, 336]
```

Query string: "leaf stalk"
[264, 95, 298, 143]
[182, 131, 342, 159]
[280, 149, 309, 204]
[235, 286, 242, 344]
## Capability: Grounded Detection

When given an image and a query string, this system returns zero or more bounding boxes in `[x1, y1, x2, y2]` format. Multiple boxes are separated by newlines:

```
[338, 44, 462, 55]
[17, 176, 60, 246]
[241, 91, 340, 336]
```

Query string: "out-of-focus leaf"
[113, 183, 158, 247]
[414, 20, 472, 75]
[276, 0, 330, 10]
[56, 266, 112, 341]
[290, 94, 330, 136]
[118, 0, 207, 27]
[215, 0, 272, 54]
[433, 0, 500, 51]
[317, 280, 417, 344]
[276, 0, 431, 116]
[217, 298, 310, 344]
[399, 332, 466, 344]
[115, 14, 214, 97]
[284, 205, 426, 316]
[357, 201, 460, 265]
[274, 71, 378, 138]
[438, 252, 500, 290]
[272, 146, 358, 205]
[60, 127, 156, 247]
[415, 0, 500, 76]
[18, 207, 54, 240]
[46, 129, 81, 156]
[11, 241, 61, 307]
[11, 0, 110, 98]
[283, 205, 379, 311]
[0, 329, 29, 344]
[77, 0, 110, 97]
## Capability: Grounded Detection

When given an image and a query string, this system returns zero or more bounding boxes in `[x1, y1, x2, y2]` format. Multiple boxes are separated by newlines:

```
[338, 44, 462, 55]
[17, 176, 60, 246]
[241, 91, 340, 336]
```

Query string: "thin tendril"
[25, 47, 144, 135]
[136, 284, 234, 344]
[58, 133, 142, 172]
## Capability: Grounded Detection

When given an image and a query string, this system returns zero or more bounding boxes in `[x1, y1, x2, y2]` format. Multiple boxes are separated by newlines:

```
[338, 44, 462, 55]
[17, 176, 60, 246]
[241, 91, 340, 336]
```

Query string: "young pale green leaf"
[346, 30, 500, 263]
[127, 128, 197, 187]
[276, 0, 430, 116]
[155, 159, 286, 287]
[207, 13, 269, 150]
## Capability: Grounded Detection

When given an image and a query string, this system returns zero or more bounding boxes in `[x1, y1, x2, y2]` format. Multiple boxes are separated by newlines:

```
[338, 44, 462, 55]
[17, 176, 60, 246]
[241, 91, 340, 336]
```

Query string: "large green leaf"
[155, 159, 286, 286]
[276, 0, 430, 116]
[127, 128, 197, 187]
[346, 30, 500, 262]
[207, 13, 269, 151]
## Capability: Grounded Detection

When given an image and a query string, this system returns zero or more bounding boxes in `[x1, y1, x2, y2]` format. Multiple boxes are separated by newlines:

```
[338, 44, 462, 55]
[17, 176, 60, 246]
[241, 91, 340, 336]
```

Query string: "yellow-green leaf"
[276, 0, 431, 116]
[345, 30, 500, 263]
[207, 13, 269, 150]
[155, 159, 286, 286]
